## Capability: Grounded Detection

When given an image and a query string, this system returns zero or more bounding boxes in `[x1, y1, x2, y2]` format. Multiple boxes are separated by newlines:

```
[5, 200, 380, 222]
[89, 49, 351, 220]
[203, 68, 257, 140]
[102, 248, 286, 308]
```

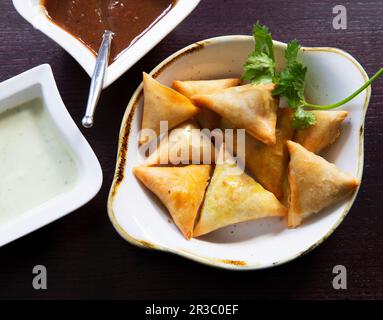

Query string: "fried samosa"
[145, 120, 215, 166]
[139, 73, 199, 145]
[294, 110, 348, 154]
[133, 165, 211, 239]
[193, 161, 287, 237]
[286, 141, 359, 228]
[173, 78, 241, 98]
[192, 83, 278, 145]
[173, 78, 241, 131]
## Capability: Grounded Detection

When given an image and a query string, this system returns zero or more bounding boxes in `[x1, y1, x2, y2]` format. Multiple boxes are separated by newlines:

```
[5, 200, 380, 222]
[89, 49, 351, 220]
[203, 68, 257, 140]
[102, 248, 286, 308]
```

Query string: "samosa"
[133, 165, 211, 239]
[145, 120, 215, 166]
[286, 141, 359, 227]
[173, 78, 240, 130]
[294, 110, 348, 154]
[139, 73, 199, 145]
[192, 83, 278, 145]
[173, 78, 240, 98]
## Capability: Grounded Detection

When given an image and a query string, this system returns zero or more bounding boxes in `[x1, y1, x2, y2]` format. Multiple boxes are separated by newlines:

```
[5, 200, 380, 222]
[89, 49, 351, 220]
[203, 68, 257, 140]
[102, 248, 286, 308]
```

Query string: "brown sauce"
[42, 0, 175, 62]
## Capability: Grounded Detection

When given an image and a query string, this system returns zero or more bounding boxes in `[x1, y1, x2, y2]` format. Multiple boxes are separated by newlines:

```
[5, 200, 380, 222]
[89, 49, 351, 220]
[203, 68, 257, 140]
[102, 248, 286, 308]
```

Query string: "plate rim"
[107, 35, 371, 270]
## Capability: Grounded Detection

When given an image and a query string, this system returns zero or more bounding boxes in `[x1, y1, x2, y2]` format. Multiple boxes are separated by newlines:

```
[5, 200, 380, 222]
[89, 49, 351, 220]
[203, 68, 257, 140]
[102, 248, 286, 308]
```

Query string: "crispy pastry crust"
[173, 78, 241, 131]
[192, 83, 278, 145]
[294, 110, 348, 154]
[194, 162, 287, 237]
[139, 73, 199, 145]
[133, 165, 211, 239]
[286, 140, 359, 228]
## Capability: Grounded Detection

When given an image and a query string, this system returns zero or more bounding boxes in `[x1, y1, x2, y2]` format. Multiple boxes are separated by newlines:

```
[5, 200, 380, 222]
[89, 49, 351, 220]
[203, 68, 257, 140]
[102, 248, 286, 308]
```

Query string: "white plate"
[0, 64, 102, 247]
[108, 36, 370, 270]
[12, 0, 201, 88]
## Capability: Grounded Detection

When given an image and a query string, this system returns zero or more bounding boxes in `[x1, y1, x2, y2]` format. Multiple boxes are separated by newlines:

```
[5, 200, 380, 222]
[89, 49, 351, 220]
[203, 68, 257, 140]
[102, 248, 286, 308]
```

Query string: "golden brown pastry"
[247, 109, 293, 199]
[133, 165, 211, 239]
[173, 78, 241, 131]
[172, 78, 241, 98]
[196, 109, 222, 131]
[294, 110, 348, 154]
[192, 83, 278, 145]
[220, 109, 294, 200]
[145, 120, 215, 166]
[286, 141, 359, 228]
[193, 160, 287, 237]
[139, 73, 199, 145]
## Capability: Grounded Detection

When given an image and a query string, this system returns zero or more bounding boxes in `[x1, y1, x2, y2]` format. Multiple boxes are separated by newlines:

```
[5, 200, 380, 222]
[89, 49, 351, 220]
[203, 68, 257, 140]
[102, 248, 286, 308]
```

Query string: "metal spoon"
[82, 30, 113, 128]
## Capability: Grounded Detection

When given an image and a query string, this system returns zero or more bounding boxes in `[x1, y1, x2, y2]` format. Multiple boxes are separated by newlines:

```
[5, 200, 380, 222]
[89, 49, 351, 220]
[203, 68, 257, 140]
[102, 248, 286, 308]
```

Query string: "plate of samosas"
[108, 23, 375, 269]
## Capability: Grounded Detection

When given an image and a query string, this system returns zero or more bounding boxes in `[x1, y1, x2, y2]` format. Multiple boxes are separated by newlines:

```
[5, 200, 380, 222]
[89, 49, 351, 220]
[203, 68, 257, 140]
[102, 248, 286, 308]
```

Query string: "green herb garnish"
[272, 40, 317, 128]
[242, 22, 276, 84]
[243, 22, 383, 129]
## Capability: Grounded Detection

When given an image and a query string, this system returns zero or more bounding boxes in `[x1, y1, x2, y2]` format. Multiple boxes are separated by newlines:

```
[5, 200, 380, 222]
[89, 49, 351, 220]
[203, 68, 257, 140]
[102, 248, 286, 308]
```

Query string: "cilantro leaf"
[272, 39, 316, 129]
[273, 61, 307, 107]
[285, 39, 300, 64]
[292, 106, 317, 129]
[253, 22, 275, 61]
[242, 22, 276, 84]
[242, 52, 275, 84]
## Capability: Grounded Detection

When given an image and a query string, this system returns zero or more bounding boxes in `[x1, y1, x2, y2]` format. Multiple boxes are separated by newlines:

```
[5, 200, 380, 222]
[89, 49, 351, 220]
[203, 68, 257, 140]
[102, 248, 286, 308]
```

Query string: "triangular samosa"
[173, 78, 240, 131]
[194, 161, 287, 237]
[173, 78, 241, 98]
[139, 73, 199, 145]
[133, 165, 211, 239]
[145, 120, 215, 166]
[294, 110, 348, 154]
[286, 141, 359, 228]
[192, 83, 278, 145]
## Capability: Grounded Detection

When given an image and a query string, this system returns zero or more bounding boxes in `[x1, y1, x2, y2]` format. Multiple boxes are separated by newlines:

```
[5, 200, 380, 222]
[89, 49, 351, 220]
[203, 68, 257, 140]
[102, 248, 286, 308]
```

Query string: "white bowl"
[108, 36, 370, 270]
[0, 64, 103, 247]
[12, 0, 201, 88]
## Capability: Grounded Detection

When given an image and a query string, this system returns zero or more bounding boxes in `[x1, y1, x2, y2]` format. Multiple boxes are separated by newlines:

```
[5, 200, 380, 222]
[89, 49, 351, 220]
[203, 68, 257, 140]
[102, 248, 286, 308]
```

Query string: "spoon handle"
[82, 30, 113, 128]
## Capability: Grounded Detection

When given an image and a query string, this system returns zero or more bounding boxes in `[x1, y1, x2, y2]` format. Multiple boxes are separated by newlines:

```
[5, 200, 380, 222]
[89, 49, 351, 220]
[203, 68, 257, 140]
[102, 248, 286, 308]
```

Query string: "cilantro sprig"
[272, 40, 316, 128]
[242, 23, 276, 84]
[242, 22, 383, 129]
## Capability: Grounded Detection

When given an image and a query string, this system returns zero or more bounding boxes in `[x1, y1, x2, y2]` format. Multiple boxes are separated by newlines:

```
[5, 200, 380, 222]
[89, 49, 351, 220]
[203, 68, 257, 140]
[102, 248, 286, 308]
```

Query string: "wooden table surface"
[0, 0, 382, 300]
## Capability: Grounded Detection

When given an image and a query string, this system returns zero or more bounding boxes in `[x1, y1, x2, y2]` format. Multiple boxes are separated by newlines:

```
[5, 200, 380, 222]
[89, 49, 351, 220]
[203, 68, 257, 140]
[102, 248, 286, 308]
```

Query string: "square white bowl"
[12, 0, 201, 88]
[0, 64, 103, 247]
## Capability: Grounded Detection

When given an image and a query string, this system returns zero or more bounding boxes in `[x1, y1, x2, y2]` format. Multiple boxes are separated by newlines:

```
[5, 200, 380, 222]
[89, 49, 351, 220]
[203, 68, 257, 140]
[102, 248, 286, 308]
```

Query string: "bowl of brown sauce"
[13, 0, 200, 88]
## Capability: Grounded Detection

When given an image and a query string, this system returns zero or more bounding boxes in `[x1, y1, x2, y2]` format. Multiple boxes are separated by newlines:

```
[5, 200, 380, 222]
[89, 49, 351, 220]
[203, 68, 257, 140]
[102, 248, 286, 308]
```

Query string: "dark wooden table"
[0, 0, 382, 300]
